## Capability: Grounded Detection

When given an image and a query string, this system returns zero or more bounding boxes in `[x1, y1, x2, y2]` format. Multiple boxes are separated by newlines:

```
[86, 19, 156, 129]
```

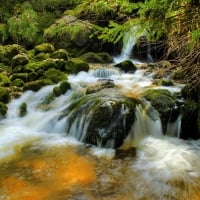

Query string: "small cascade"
[121, 101, 163, 148]
[114, 27, 141, 64]
[90, 67, 121, 78]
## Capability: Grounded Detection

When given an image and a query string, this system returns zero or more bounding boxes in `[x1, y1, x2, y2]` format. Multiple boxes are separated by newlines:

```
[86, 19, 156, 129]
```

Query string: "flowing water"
[0, 66, 200, 200]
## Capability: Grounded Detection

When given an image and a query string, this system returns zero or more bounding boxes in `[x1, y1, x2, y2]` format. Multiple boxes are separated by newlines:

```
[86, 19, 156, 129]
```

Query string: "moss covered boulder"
[0, 101, 8, 117]
[0, 87, 10, 103]
[142, 89, 179, 133]
[60, 89, 139, 148]
[25, 59, 56, 72]
[65, 58, 89, 74]
[115, 60, 137, 73]
[0, 73, 10, 86]
[44, 15, 93, 54]
[0, 44, 26, 65]
[44, 68, 67, 83]
[80, 52, 113, 63]
[11, 54, 29, 67]
[23, 79, 53, 91]
[34, 43, 55, 54]
[50, 49, 70, 60]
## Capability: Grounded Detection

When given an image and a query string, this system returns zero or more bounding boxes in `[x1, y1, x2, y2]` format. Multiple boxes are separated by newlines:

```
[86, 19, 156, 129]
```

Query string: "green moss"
[10, 79, 24, 87]
[10, 73, 28, 82]
[59, 81, 71, 94]
[23, 79, 53, 91]
[0, 87, 11, 103]
[25, 59, 56, 72]
[0, 101, 8, 117]
[34, 43, 55, 54]
[65, 58, 89, 74]
[50, 49, 70, 60]
[115, 60, 137, 73]
[80, 52, 113, 63]
[0, 63, 12, 73]
[158, 78, 173, 86]
[11, 54, 29, 67]
[53, 86, 62, 97]
[0, 73, 10, 86]
[19, 102, 27, 117]
[34, 52, 50, 61]
[0, 44, 26, 65]
[0, 23, 8, 44]
[45, 68, 67, 83]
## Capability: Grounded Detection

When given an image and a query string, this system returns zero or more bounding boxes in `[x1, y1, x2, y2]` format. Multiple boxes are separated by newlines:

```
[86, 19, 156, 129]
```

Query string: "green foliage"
[0, 24, 8, 44]
[190, 28, 200, 47]
[8, 2, 40, 46]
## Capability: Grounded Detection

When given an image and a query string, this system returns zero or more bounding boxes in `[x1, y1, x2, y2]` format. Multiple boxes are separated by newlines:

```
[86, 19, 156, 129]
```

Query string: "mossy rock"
[10, 73, 28, 82]
[24, 59, 56, 72]
[0, 44, 26, 65]
[50, 49, 70, 60]
[0, 63, 12, 73]
[0, 73, 10, 86]
[65, 58, 89, 74]
[34, 52, 50, 61]
[115, 60, 137, 73]
[10, 79, 24, 87]
[59, 81, 71, 94]
[44, 15, 93, 50]
[23, 79, 53, 91]
[53, 86, 62, 97]
[80, 52, 113, 63]
[61, 90, 139, 148]
[0, 101, 8, 117]
[11, 54, 29, 67]
[44, 68, 67, 83]
[158, 78, 173, 86]
[34, 43, 55, 54]
[0, 86, 10, 103]
[142, 89, 179, 133]
[19, 102, 27, 117]
[172, 67, 186, 81]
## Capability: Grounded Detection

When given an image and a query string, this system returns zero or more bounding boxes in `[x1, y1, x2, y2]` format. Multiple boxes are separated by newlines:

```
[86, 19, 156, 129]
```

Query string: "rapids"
[0, 67, 200, 200]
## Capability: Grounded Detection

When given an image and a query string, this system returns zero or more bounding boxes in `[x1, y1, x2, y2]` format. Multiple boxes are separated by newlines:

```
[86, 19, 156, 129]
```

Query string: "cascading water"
[0, 66, 200, 200]
[114, 27, 153, 63]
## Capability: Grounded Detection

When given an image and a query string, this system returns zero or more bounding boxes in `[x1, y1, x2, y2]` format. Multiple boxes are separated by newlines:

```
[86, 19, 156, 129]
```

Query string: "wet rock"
[0, 86, 10, 103]
[65, 58, 89, 74]
[142, 89, 179, 133]
[61, 89, 140, 148]
[86, 79, 115, 94]
[114, 60, 137, 73]
[0, 101, 8, 117]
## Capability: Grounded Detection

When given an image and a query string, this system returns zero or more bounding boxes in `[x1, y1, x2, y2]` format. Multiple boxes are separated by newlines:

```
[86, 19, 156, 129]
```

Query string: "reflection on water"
[1, 137, 200, 200]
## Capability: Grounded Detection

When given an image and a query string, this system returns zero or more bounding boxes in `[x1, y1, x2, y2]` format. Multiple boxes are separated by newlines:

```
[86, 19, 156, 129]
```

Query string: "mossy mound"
[0, 87, 11, 103]
[23, 79, 53, 91]
[44, 15, 93, 52]
[50, 49, 70, 60]
[24, 59, 56, 72]
[80, 52, 113, 63]
[34, 52, 50, 61]
[158, 78, 173, 86]
[19, 102, 27, 117]
[11, 54, 29, 67]
[44, 68, 67, 83]
[65, 58, 89, 74]
[61, 89, 139, 148]
[10, 73, 28, 82]
[115, 60, 137, 73]
[0, 44, 26, 65]
[142, 89, 179, 133]
[0, 101, 8, 117]
[0, 73, 10, 86]
[10, 78, 24, 87]
[34, 43, 55, 54]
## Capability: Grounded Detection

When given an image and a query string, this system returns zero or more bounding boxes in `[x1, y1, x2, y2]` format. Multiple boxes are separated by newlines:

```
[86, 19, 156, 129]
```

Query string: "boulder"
[11, 54, 29, 67]
[0, 101, 8, 117]
[34, 43, 55, 54]
[0, 73, 10, 86]
[80, 52, 113, 63]
[0, 86, 10, 103]
[114, 60, 137, 73]
[60, 89, 139, 148]
[23, 79, 53, 91]
[65, 58, 89, 74]
[44, 68, 67, 83]
[142, 89, 179, 133]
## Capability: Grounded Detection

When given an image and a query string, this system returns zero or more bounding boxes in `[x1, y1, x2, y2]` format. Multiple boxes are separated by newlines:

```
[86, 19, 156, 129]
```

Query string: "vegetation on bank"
[0, 0, 199, 135]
